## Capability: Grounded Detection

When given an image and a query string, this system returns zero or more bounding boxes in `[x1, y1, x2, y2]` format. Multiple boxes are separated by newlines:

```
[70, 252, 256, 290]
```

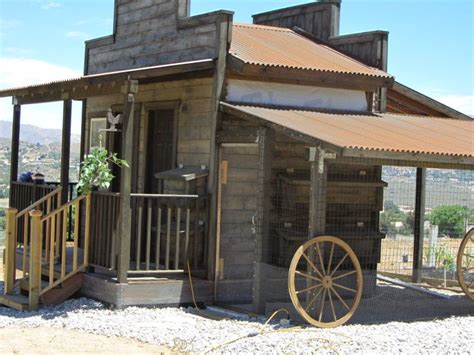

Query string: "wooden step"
[19, 278, 49, 293]
[0, 294, 30, 312]
[40, 273, 84, 306]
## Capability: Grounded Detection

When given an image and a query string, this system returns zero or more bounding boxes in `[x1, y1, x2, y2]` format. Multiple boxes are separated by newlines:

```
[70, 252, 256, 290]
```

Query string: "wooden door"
[217, 144, 258, 303]
[145, 109, 177, 193]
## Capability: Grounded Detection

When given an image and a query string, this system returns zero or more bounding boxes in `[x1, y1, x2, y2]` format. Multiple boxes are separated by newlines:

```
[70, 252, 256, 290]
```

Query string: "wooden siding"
[86, 0, 232, 74]
[252, 1, 340, 41]
[86, 77, 215, 192]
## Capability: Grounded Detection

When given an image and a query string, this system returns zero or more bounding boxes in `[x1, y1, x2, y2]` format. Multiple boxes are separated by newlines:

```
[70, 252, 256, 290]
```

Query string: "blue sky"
[0, 0, 472, 133]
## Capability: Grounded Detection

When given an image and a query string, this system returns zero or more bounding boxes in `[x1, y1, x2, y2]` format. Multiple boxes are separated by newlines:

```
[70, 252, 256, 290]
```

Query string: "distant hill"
[0, 120, 80, 145]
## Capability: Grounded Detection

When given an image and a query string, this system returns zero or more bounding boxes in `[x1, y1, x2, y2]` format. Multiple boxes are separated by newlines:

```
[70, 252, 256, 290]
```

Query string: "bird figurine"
[107, 108, 122, 131]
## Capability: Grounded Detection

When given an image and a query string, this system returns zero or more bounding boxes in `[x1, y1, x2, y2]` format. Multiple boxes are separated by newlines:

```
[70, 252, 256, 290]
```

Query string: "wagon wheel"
[288, 236, 363, 328]
[457, 228, 474, 300]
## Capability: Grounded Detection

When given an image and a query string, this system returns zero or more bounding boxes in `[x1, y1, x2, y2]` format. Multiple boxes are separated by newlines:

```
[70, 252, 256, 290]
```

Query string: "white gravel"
[0, 296, 472, 354]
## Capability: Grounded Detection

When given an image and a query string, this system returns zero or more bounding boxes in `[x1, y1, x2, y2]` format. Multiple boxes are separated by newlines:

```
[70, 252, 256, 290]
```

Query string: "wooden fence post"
[4, 208, 18, 294]
[29, 209, 43, 311]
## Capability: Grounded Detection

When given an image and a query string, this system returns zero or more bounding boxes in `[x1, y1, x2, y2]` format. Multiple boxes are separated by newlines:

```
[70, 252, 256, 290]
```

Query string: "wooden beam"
[228, 56, 394, 91]
[60, 99, 72, 204]
[9, 104, 21, 186]
[253, 127, 273, 313]
[4, 208, 17, 294]
[79, 99, 87, 164]
[412, 167, 426, 283]
[117, 80, 138, 284]
[308, 148, 327, 238]
[342, 148, 474, 168]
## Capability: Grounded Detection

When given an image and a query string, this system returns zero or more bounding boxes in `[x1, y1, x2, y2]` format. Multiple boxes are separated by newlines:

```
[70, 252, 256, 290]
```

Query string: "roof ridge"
[233, 23, 292, 32]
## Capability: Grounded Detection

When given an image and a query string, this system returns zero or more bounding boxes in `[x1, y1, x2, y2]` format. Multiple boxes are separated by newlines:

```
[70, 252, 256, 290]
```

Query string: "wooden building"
[1, 0, 472, 324]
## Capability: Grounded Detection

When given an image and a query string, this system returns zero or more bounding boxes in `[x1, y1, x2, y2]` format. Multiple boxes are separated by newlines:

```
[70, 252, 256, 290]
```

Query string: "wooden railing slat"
[136, 203, 143, 271]
[145, 200, 152, 270]
[155, 206, 162, 270]
[175, 207, 181, 270]
[165, 208, 171, 269]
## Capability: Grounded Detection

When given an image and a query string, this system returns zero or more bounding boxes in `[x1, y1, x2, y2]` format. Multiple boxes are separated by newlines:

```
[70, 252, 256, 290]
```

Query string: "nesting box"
[155, 166, 208, 195]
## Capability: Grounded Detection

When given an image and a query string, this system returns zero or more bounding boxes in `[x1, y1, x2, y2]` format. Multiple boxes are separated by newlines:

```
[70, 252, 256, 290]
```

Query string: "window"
[89, 117, 107, 149]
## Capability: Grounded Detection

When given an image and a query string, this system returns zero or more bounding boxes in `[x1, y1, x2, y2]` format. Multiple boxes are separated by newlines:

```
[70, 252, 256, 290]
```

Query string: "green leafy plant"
[429, 205, 470, 238]
[77, 147, 128, 195]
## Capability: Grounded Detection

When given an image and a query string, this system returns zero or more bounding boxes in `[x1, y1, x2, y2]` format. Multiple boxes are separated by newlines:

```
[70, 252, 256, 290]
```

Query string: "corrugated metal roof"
[230, 24, 391, 78]
[221, 103, 474, 158]
[0, 59, 215, 98]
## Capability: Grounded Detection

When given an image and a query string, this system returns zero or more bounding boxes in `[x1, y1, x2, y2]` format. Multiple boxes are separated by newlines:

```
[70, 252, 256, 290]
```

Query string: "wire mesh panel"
[379, 167, 473, 286]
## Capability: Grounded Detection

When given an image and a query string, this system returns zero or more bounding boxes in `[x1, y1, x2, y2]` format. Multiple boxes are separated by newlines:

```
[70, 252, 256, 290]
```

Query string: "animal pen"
[1, 0, 473, 328]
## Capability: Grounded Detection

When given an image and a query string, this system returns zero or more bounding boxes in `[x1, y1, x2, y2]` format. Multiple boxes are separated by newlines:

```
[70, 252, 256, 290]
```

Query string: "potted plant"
[77, 147, 129, 195]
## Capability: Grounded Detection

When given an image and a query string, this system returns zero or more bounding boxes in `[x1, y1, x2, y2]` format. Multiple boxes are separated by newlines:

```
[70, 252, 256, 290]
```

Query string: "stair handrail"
[27, 193, 91, 308]
[16, 186, 62, 219]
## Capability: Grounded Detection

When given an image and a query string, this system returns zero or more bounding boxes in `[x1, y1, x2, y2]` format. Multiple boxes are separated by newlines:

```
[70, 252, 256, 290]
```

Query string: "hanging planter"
[77, 147, 129, 195]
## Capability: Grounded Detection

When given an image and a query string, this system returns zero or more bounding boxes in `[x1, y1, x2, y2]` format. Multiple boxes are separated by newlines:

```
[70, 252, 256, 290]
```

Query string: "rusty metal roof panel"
[221, 103, 474, 158]
[230, 24, 391, 78]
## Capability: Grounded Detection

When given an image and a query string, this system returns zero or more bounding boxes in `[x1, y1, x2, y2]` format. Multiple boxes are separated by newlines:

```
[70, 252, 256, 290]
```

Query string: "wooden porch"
[2, 179, 212, 310]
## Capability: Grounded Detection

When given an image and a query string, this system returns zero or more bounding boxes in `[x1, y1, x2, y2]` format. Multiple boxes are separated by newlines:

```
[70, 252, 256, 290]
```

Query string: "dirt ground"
[0, 255, 171, 354]
[0, 327, 169, 354]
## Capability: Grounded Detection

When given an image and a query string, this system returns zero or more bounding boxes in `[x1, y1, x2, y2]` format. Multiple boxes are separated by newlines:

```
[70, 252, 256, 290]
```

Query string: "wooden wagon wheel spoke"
[301, 252, 324, 279]
[332, 270, 357, 281]
[288, 236, 363, 328]
[295, 270, 322, 282]
[333, 282, 358, 293]
[304, 286, 324, 312]
[318, 289, 327, 322]
[296, 283, 322, 295]
[315, 242, 326, 275]
[328, 287, 337, 322]
[330, 286, 350, 311]
[330, 252, 349, 277]
[457, 229, 474, 300]
[327, 242, 335, 275]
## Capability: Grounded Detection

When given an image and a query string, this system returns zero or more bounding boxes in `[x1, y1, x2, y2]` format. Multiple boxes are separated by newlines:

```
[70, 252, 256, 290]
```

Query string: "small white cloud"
[66, 31, 89, 39]
[5, 47, 33, 55]
[0, 58, 82, 133]
[41, 1, 61, 10]
[435, 95, 474, 117]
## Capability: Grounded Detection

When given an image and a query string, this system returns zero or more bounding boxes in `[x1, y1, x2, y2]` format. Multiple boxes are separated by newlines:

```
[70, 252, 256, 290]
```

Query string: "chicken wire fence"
[380, 167, 473, 285]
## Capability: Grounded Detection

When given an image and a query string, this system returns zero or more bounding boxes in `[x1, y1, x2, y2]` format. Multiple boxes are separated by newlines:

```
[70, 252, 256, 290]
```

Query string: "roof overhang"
[228, 55, 394, 91]
[390, 82, 472, 120]
[0, 59, 215, 105]
[220, 102, 474, 170]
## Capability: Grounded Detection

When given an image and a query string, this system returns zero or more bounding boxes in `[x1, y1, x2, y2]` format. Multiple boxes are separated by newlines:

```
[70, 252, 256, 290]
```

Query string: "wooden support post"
[61, 99, 72, 204]
[308, 147, 328, 238]
[253, 126, 273, 313]
[29, 210, 43, 311]
[117, 79, 138, 284]
[9, 104, 20, 206]
[4, 208, 18, 294]
[412, 167, 426, 283]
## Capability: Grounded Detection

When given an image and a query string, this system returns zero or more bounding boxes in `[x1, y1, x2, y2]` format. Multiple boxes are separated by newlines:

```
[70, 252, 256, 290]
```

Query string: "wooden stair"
[2, 193, 91, 311]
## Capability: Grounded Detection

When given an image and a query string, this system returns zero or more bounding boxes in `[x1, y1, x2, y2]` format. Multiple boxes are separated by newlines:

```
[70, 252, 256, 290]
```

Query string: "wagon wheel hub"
[322, 275, 333, 289]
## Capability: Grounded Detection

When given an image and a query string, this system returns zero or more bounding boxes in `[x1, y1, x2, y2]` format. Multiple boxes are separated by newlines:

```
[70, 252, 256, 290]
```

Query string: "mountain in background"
[0, 120, 80, 145]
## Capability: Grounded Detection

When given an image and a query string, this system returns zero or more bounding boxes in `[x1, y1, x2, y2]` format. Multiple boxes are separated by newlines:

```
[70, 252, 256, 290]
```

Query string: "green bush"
[429, 205, 470, 238]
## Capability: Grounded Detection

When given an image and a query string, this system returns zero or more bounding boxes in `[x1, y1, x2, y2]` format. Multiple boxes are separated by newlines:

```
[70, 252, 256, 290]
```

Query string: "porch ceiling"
[220, 102, 474, 169]
[0, 59, 215, 105]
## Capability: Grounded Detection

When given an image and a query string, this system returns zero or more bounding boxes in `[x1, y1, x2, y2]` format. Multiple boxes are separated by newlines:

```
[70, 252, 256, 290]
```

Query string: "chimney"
[252, 0, 341, 41]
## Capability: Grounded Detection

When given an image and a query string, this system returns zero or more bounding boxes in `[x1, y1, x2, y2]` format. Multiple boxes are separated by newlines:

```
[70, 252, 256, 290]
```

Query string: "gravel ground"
[0, 294, 473, 354]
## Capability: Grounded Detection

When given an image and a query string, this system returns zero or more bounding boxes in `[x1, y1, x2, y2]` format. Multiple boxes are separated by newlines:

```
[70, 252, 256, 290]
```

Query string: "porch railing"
[88, 192, 209, 275]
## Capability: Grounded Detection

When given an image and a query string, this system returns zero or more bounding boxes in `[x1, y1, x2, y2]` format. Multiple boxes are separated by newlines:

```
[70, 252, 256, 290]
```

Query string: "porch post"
[9, 103, 21, 206]
[412, 167, 426, 283]
[60, 99, 72, 204]
[253, 126, 273, 313]
[117, 79, 138, 283]
[308, 147, 327, 239]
